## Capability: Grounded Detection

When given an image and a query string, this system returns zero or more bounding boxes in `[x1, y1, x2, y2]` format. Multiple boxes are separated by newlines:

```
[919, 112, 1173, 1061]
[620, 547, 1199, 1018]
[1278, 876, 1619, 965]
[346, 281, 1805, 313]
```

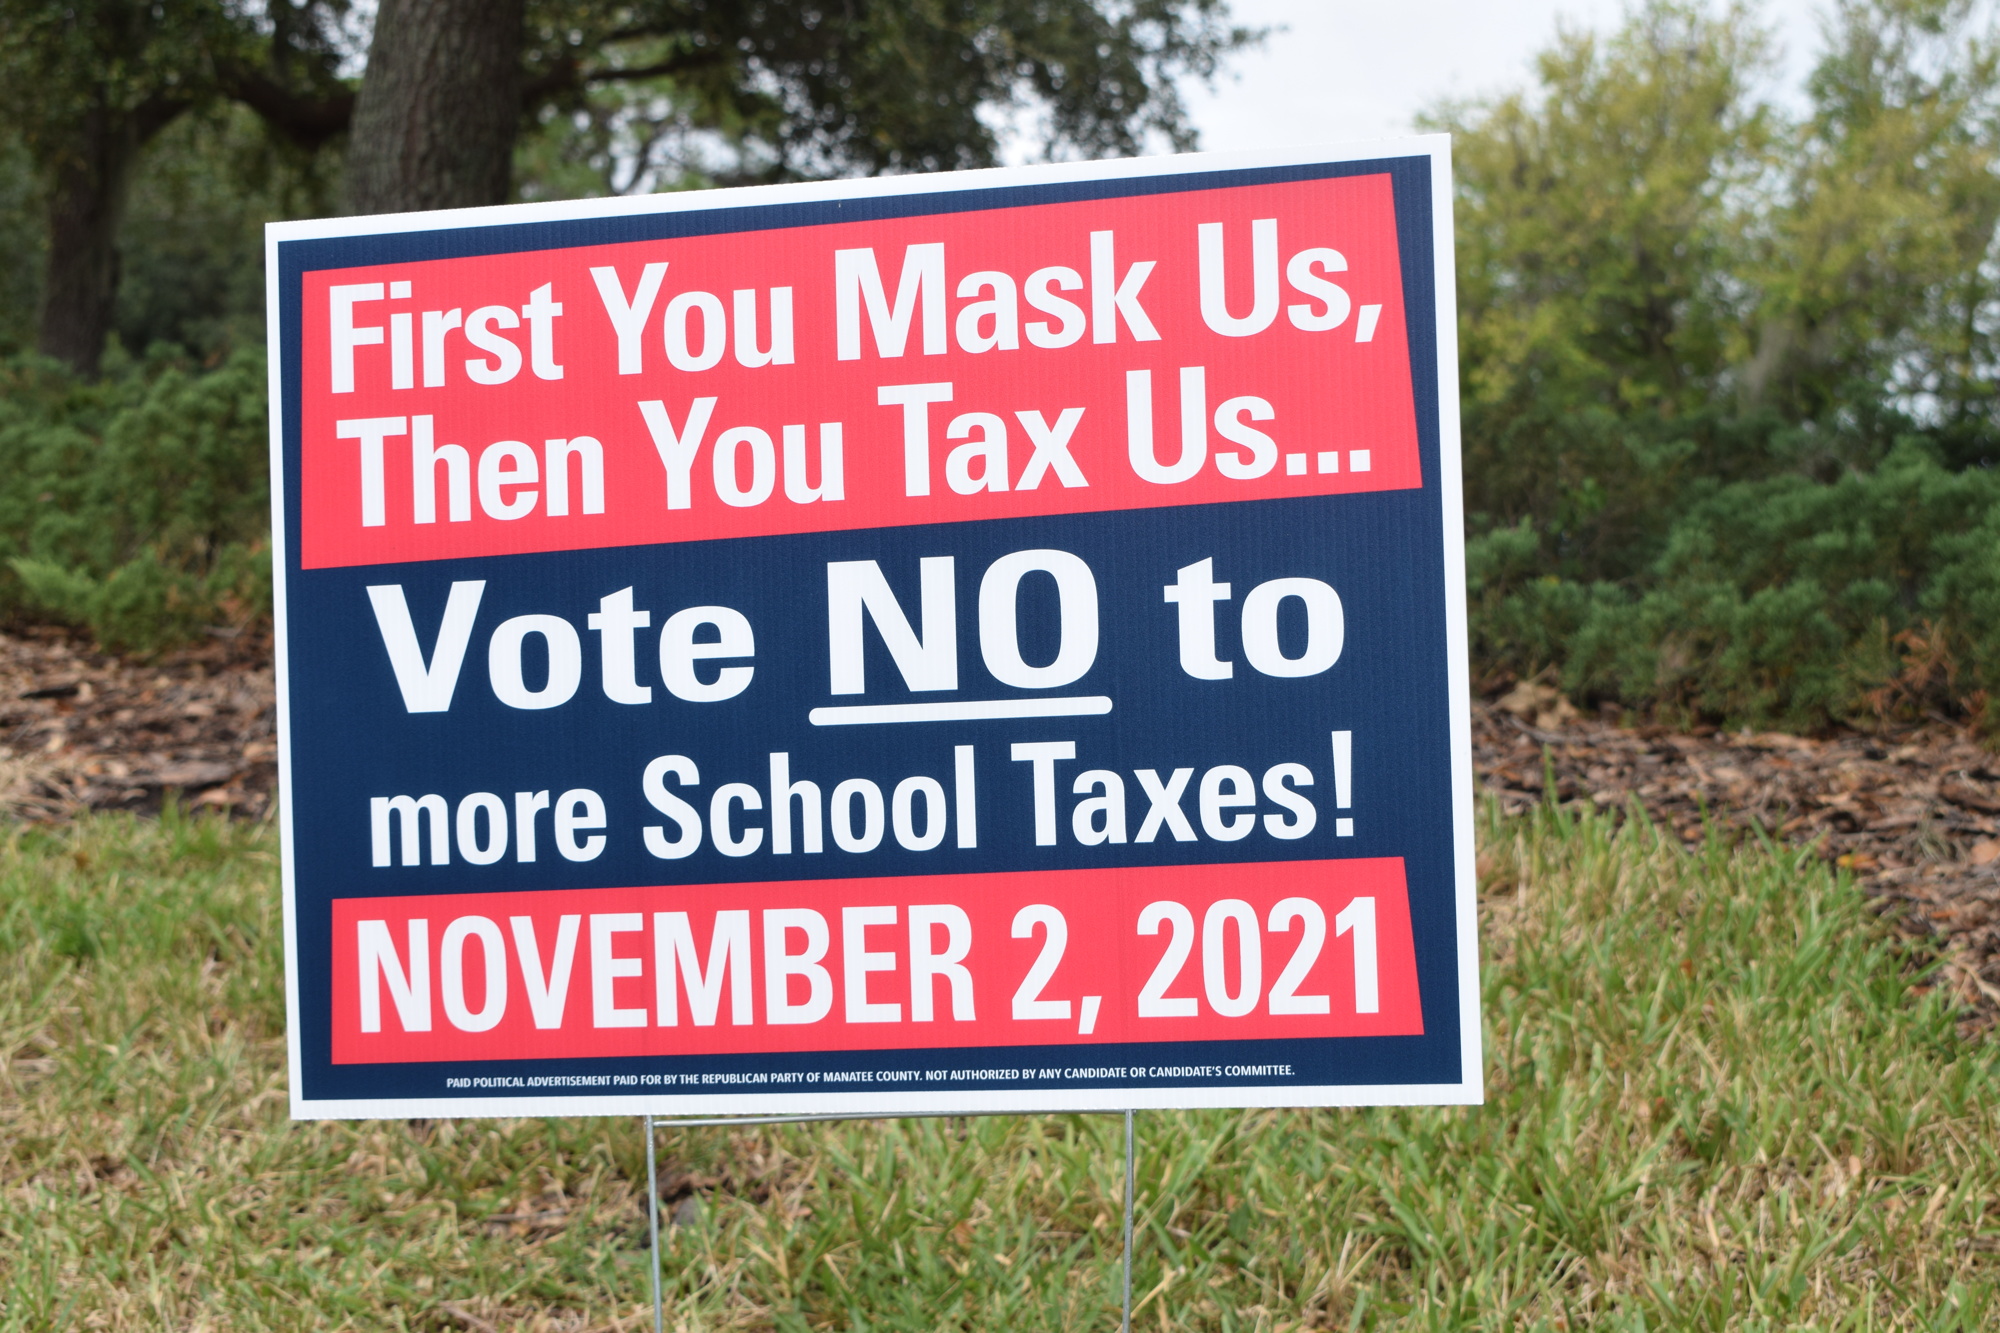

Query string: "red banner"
[331, 857, 1421, 1063]
[299, 173, 1418, 569]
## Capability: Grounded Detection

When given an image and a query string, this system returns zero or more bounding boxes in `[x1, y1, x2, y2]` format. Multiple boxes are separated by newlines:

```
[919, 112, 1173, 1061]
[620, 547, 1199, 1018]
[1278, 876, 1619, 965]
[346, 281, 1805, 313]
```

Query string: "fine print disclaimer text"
[443, 1063, 1296, 1090]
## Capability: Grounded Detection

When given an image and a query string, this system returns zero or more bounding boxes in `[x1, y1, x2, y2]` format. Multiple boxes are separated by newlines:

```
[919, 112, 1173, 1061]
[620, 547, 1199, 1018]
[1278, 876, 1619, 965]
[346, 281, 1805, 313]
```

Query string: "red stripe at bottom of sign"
[329, 858, 1421, 1065]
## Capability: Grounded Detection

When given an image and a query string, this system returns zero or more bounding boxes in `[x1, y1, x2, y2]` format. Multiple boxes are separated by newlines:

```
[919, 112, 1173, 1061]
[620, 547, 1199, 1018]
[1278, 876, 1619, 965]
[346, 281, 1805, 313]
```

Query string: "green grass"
[4, 801, 2000, 1330]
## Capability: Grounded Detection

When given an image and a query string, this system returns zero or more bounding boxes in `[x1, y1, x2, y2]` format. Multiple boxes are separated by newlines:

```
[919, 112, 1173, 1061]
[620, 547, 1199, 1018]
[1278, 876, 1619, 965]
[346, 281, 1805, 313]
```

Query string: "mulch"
[0, 627, 276, 822]
[1478, 682, 2000, 1023]
[4, 630, 1997, 1021]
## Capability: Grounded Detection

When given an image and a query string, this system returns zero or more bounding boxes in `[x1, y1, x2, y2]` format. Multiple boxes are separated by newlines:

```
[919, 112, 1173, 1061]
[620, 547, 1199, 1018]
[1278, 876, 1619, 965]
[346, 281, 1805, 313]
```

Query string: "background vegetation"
[1447, 0, 2000, 730]
[5, 801, 1997, 1328]
[1, 0, 1998, 735]
[0, 0, 1249, 652]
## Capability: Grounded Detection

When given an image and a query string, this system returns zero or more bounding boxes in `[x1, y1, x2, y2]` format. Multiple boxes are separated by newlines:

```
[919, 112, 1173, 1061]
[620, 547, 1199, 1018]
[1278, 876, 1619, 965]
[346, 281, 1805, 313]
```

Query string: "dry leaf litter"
[1484, 680, 2000, 1023]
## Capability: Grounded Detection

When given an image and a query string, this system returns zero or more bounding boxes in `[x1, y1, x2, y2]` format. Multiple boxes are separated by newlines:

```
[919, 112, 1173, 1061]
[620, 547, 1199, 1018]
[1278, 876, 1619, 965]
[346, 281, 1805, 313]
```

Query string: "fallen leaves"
[0, 627, 273, 819]
[1496, 680, 1581, 731]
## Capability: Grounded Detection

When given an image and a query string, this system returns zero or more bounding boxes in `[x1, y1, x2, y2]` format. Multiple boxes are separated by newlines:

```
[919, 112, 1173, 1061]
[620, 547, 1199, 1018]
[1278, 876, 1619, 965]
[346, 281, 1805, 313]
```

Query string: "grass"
[3, 800, 2000, 1330]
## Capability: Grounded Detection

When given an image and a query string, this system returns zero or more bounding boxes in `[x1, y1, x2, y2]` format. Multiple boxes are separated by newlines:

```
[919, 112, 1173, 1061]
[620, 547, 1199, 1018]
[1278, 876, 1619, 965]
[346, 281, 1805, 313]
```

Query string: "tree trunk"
[36, 105, 145, 378]
[343, 0, 527, 215]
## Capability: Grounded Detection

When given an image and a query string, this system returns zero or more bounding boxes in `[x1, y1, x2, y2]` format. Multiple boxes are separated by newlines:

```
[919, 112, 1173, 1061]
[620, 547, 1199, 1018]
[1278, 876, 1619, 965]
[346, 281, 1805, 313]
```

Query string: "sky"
[1181, 0, 1830, 153]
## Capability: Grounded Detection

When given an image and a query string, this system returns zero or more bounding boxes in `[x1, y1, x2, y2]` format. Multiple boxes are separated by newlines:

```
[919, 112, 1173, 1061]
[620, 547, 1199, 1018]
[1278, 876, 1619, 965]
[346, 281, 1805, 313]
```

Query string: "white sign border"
[266, 136, 1480, 1120]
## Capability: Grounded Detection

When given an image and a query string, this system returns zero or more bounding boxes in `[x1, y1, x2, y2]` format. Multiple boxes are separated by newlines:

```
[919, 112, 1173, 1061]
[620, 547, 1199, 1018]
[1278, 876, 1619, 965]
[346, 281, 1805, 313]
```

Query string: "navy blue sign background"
[275, 152, 1468, 1108]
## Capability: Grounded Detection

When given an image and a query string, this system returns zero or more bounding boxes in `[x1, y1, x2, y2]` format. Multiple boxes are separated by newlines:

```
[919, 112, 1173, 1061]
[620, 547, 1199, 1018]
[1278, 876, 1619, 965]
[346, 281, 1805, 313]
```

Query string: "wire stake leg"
[1122, 1108, 1136, 1333]
[644, 1115, 664, 1333]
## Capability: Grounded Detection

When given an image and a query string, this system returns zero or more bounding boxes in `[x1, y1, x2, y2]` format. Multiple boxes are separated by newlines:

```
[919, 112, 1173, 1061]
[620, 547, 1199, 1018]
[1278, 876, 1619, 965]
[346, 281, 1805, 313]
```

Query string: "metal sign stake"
[1122, 1108, 1136, 1333]
[645, 1115, 663, 1333]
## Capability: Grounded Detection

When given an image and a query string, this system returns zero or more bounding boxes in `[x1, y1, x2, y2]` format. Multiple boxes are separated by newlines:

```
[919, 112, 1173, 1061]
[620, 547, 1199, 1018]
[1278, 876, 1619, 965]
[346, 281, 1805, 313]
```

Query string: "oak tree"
[341, 1, 1250, 213]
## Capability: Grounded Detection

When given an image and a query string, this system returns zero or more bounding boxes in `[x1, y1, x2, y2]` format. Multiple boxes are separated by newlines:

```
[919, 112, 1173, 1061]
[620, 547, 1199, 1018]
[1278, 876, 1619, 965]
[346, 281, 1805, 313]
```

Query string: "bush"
[1471, 446, 2000, 731]
[0, 349, 270, 655]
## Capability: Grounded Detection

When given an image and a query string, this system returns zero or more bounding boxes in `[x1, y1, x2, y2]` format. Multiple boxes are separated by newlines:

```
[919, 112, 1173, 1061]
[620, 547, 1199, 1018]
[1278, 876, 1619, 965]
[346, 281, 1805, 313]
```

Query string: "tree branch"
[132, 91, 198, 146]
[519, 45, 733, 107]
[580, 54, 728, 85]
[218, 64, 356, 149]
[518, 54, 583, 106]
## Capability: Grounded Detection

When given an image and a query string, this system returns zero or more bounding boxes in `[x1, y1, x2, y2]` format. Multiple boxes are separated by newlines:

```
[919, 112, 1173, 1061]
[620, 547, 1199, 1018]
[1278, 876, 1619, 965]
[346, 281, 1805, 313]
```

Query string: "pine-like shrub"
[0, 349, 269, 654]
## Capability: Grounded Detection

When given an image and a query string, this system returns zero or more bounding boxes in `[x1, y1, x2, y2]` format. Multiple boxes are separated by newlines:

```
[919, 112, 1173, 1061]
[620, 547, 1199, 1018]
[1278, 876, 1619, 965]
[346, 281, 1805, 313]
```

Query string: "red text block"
[330, 857, 1422, 1063]
[300, 174, 1418, 568]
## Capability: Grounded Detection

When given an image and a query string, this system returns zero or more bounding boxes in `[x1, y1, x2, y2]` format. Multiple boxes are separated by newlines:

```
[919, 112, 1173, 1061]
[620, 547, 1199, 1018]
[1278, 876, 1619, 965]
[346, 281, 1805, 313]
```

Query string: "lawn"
[3, 800, 1998, 1330]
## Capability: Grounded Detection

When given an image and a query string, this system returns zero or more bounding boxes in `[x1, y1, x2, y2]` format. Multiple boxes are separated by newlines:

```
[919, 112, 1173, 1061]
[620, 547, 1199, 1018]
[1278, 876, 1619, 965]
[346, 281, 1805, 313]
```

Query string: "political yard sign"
[267, 138, 1479, 1119]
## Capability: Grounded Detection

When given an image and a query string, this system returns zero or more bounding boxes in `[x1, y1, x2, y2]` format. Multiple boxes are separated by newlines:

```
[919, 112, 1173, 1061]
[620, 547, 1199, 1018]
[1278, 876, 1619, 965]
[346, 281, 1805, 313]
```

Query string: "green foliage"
[0, 0, 1249, 652]
[1444, 0, 2000, 727]
[115, 105, 339, 360]
[0, 132, 43, 356]
[1438, 2, 1778, 580]
[1757, 0, 2000, 443]
[0, 349, 270, 654]
[6, 804, 2000, 1326]
[0, 0, 1990, 719]
[514, 0, 1255, 197]
[0, 0, 240, 159]
[1471, 446, 2000, 729]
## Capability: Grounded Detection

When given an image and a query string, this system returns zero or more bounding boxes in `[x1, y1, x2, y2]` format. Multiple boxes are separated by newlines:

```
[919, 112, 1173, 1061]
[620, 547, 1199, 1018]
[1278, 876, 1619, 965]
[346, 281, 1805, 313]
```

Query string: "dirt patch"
[4, 627, 1996, 1019]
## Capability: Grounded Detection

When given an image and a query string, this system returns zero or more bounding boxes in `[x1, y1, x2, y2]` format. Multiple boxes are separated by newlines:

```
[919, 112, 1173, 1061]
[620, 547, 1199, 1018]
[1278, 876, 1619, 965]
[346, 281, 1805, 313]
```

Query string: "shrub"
[1471, 446, 2000, 731]
[0, 349, 270, 654]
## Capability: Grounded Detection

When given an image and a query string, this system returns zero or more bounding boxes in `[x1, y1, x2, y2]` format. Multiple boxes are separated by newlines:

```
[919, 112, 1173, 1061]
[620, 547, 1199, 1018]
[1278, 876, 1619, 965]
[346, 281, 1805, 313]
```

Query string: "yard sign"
[267, 139, 1480, 1118]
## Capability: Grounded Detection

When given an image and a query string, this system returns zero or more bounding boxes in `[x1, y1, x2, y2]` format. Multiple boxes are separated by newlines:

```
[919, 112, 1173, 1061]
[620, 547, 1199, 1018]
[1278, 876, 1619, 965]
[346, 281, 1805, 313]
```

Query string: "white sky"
[1182, 0, 1830, 151]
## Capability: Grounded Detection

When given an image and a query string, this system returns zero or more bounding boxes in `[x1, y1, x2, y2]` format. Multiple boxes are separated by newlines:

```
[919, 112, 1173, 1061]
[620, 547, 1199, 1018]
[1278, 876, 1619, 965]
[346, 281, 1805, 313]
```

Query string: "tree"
[0, 1, 230, 375]
[343, 0, 1253, 214]
[1750, 0, 2000, 461]
[1434, 1, 1775, 579]
[0, 0, 353, 376]
[215, 0, 359, 154]
[343, 0, 528, 213]
[0, 0, 1247, 367]
[1445, 0, 2000, 723]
